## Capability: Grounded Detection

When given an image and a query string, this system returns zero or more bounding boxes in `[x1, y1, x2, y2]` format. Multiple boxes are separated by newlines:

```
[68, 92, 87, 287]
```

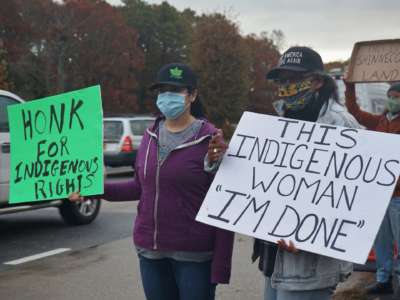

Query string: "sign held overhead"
[347, 39, 400, 83]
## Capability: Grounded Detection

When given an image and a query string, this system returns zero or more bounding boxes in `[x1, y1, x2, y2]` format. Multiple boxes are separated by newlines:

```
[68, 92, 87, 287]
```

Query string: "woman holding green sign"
[70, 63, 233, 300]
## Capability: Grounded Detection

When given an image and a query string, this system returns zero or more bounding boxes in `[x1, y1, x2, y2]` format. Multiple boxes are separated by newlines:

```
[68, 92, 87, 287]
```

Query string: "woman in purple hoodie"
[71, 63, 234, 300]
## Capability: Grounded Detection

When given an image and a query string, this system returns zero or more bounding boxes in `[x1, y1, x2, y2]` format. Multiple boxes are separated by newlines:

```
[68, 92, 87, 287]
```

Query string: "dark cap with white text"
[266, 46, 324, 80]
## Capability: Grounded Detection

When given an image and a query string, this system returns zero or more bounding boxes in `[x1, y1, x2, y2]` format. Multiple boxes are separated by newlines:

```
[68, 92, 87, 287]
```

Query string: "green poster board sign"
[7, 86, 104, 204]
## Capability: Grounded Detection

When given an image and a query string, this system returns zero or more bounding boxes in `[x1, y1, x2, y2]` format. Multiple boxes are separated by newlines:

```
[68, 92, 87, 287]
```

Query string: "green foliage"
[3, 0, 144, 112]
[2, 0, 284, 123]
[120, 0, 195, 112]
[0, 47, 12, 90]
[190, 13, 251, 127]
[244, 33, 281, 115]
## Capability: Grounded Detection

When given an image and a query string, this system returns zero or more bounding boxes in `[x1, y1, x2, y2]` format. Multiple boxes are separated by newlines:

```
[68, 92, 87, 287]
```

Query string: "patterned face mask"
[278, 79, 315, 112]
[278, 79, 312, 97]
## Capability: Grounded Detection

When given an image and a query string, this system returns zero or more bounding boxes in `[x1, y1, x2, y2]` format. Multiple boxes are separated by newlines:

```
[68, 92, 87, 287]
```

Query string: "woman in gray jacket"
[209, 46, 361, 300]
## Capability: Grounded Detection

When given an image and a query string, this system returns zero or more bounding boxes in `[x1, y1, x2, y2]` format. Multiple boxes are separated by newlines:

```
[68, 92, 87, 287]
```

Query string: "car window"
[130, 119, 154, 135]
[0, 96, 21, 132]
[104, 121, 123, 141]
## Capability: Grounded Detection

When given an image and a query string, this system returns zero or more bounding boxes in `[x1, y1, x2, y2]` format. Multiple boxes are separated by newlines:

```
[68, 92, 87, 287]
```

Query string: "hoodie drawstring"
[144, 137, 152, 179]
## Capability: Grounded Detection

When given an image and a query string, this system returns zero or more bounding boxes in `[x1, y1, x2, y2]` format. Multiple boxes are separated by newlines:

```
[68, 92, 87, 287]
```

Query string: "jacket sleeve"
[104, 176, 141, 202]
[211, 229, 234, 284]
[345, 82, 381, 130]
[103, 134, 146, 201]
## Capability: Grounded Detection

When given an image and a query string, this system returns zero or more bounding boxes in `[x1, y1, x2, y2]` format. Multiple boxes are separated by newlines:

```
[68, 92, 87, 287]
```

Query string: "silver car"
[103, 116, 155, 167]
[0, 90, 101, 225]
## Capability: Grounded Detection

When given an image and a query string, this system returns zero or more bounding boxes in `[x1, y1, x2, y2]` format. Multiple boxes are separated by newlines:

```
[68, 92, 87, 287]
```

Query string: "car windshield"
[104, 121, 123, 141]
[0, 96, 20, 132]
[130, 119, 154, 135]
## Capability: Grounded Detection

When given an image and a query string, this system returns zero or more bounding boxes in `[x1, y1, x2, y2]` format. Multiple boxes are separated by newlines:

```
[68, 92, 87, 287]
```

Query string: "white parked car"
[0, 90, 101, 225]
[103, 115, 155, 167]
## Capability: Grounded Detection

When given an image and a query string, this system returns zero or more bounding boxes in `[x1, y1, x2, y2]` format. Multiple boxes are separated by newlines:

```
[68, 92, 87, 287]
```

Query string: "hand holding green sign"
[7, 86, 104, 204]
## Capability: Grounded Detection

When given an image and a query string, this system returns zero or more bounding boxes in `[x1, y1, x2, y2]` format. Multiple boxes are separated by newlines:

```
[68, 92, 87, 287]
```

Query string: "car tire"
[59, 198, 101, 225]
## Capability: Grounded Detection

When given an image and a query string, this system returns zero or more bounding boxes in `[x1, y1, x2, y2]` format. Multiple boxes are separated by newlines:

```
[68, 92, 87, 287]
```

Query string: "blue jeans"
[138, 255, 216, 300]
[264, 277, 331, 300]
[374, 196, 400, 283]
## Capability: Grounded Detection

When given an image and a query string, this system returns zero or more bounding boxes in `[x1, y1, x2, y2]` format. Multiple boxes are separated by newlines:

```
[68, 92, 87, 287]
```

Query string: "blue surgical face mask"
[156, 92, 187, 120]
[386, 96, 400, 114]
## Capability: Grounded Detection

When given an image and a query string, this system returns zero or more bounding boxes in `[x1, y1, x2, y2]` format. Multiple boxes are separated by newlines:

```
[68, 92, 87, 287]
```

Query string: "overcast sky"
[106, 0, 400, 62]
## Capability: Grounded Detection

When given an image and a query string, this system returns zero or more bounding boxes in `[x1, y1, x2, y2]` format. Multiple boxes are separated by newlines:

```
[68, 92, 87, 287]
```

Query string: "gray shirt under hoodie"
[137, 119, 214, 262]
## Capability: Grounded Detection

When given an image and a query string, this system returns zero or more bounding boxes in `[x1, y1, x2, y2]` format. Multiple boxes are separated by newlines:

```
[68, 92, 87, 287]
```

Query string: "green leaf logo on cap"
[169, 67, 183, 79]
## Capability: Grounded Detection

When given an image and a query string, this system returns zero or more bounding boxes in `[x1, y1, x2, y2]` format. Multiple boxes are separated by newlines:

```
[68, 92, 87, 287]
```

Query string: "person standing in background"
[345, 80, 400, 296]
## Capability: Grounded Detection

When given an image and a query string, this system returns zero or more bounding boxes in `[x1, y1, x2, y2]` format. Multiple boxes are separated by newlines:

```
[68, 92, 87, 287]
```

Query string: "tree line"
[0, 0, 284, 128]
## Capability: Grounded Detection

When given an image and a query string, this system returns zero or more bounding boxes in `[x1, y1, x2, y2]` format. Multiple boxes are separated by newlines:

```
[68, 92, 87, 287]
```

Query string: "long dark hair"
[188, 87, 206, 118]
[318, 75, 339, 101]
[317, 74, 340, 115]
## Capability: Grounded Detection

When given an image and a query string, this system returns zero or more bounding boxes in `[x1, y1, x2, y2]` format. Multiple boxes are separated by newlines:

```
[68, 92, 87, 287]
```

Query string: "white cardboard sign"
[196, 112, 400, 264]
[347, 39, 400, 83]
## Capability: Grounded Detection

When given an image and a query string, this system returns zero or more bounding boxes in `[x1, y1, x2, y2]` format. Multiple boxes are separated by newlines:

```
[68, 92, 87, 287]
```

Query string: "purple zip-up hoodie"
[104, 117, 234, 284]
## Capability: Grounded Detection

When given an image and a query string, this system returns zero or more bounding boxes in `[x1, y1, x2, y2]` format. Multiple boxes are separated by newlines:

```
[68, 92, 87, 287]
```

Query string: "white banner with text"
[196, 112, 400, 264]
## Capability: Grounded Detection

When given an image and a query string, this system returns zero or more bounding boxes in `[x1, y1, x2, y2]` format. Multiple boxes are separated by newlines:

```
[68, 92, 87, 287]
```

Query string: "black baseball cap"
[149, 63, 197, 90]
[266, 46, 324, 80]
